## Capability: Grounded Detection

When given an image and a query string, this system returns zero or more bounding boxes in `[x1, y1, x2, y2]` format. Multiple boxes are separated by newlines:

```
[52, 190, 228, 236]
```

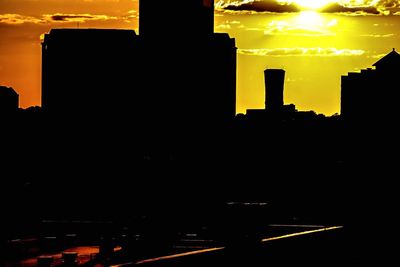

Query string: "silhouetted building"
[341, 48, 400, 121]
[265, 69, 285, 111]
[42, 1, 236, 125]
[139, 0, 214, 39]
[41, 29, 139, 116]
[0, 86, 19, 113]
[139, 0, 236, 125]
[246, 69, 297, 120]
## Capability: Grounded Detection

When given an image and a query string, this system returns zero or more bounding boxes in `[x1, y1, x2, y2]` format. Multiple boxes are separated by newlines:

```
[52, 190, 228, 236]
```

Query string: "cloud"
[216, 0, 300, 13]
[321, 3, 380, 14]
[121, 11, 138, 23]
[238, 47, 365, 56]
[216, 0, 400, 14]
[264, 19, 336, 36]
[216, 24, 232, 29]
[0, 13, 124, 25]
[216, 24, 232, 30]
[360, 33, 395, 37]
[376, 0, 400, 8]
[215, 20, 242, 30]
[216, 0, 256, 9]
[43, 13, 118, 22]
[0, 14, 44, 25]
[368, 53, 388, 58]
[264, 28, 333, 36]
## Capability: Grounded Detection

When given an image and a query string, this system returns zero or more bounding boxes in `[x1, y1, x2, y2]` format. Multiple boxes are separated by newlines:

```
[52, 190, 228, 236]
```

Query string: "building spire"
[393, 48, 396, 51]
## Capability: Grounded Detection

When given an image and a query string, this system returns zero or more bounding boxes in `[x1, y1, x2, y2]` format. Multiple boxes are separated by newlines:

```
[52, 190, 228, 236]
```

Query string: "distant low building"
[0, 85, 19, 113]
[341, 48, 400, 122]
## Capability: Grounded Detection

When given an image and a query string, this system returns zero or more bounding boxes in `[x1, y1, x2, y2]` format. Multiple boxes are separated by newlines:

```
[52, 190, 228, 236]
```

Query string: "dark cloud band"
[222, 0, 300, 13]
[218, 0, 400, 14]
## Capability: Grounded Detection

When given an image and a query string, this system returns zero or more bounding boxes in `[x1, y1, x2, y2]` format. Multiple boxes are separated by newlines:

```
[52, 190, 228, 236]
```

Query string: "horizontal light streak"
[262, 226, 343, 242]
[111, 225, 342, 266]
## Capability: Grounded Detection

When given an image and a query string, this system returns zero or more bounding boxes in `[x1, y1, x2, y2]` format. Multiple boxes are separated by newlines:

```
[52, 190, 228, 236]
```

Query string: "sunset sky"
[1, 0, 400, 115]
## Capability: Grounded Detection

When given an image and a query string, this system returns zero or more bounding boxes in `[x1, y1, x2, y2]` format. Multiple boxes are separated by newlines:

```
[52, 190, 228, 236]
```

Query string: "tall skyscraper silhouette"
[139, 0, 236, 125]
[139, 0, 214, 39]
[265, 69, 285, 111]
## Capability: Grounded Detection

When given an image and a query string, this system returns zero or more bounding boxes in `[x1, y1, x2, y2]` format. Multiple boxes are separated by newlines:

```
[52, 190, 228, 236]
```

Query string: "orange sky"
[1, 0, 400, 115]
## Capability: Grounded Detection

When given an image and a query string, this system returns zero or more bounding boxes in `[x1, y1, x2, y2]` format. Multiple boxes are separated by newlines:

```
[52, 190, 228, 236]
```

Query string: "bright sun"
[284, 0, 335, 10]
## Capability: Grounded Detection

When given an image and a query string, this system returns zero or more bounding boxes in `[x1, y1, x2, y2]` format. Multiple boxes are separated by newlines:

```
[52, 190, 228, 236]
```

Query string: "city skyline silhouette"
[1, 1, 399, 267]
[2, 0, 400, 115]
[1, 0, 398, 217]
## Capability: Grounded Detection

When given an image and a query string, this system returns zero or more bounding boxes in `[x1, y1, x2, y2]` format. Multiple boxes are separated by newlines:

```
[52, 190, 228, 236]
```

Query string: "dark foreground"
[3, 196, 397, 267]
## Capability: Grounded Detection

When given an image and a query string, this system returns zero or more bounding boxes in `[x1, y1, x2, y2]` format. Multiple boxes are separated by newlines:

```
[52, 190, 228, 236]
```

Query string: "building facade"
[41, 29, 139, 116]
[341, 49, 400, 122]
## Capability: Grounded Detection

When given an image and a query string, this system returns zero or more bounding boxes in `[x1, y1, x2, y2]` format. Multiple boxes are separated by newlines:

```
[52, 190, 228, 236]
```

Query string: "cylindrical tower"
[264, 69, 285, 110]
